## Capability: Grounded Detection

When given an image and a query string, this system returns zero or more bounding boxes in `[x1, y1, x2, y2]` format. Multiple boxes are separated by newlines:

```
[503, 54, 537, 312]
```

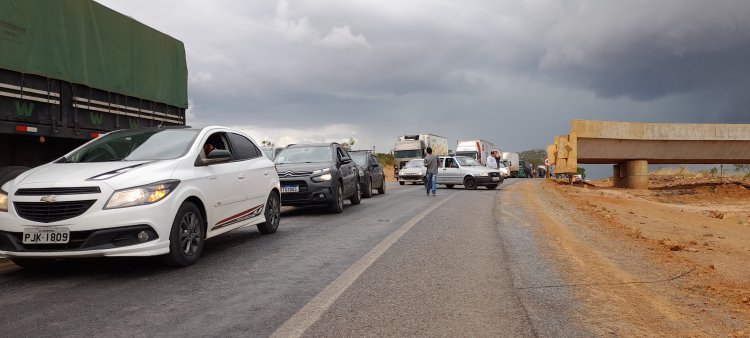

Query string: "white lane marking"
[271, 191, 462, 338]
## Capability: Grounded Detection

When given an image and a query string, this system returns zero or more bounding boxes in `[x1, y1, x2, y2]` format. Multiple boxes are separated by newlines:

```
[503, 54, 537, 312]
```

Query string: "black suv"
[274, 143, 361, 213]
[349, 150, 386, 198]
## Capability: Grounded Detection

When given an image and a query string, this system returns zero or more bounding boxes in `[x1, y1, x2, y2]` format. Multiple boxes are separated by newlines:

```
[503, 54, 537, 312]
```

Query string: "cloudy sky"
[98, 0, 750, 174]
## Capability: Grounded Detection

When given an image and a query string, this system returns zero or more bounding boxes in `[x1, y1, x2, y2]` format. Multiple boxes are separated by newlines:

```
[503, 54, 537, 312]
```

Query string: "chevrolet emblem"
[40, 195, 58, 203]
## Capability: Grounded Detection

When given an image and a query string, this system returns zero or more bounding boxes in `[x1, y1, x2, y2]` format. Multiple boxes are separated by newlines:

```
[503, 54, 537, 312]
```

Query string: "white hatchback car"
[0, 126, 280, 267]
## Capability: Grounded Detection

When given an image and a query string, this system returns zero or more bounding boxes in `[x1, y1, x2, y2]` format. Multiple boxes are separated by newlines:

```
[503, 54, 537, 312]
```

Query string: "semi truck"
[455, 139, 495, 166]
[0, 0, 187, 184]
[501, 152, 520, 177]
[393, 134, 448, 177]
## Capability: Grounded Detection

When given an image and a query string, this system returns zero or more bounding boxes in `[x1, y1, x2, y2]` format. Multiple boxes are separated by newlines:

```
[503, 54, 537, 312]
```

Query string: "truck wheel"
[399, 181, 405, 185]
[329, 184, 344, 214]
[486, 184, 498, 190]
[363, 178, 373, 198]
[257, 192, 280, 234]
[463, 177, 478, 190]
[0, 166, 30, 186]
[377, 177, 386, 194]
[350, 180, 361, 205]
[162, 201, 204, 267]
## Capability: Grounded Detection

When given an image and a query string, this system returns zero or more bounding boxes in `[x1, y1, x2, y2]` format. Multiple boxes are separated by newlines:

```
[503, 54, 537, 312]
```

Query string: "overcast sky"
[99, 0, 750, 174]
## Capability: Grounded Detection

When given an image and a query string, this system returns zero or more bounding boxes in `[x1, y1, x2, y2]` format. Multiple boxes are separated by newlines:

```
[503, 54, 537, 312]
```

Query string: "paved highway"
[0, 180, 587, 337]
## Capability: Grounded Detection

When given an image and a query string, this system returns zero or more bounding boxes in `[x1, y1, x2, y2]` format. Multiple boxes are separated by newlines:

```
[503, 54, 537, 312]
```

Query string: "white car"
[437, 156, 503, 189]
[0, 126, 280, 267]
[397, 159, 426, 185]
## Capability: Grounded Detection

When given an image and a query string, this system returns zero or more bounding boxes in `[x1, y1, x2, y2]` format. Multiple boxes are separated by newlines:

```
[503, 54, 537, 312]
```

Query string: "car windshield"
[455, 151, 478, 159]
[456, 156, 481, 166]
[350, 152, 368, 166]
[274, 146, 332, 164]
[394, 149, 422, 158]
[405, 159, 425, 168]
[63, 129, 199, 163]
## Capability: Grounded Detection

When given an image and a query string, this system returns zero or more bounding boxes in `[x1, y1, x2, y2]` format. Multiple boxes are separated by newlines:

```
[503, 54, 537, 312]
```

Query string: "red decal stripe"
[215, 205, 263, 226]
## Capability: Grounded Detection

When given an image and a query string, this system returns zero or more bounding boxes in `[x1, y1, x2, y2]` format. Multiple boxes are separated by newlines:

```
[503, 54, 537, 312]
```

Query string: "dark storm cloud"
[97, 0, 750, 153]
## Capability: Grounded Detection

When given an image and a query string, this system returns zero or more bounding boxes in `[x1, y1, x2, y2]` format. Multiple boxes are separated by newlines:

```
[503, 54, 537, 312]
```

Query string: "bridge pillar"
[613, 164, 624, 188]
[624, 160, 648, 189]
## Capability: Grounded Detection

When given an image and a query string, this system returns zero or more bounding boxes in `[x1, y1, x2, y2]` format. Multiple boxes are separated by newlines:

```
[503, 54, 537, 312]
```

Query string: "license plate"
[281, 185, 299, 193]
[492, 177, 500, 181]
[22, 227, 70, 244]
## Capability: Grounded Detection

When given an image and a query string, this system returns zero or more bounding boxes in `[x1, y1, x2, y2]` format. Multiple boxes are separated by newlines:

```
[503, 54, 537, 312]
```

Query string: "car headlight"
[312, 168, 330, 175]
[419, 171, 425, 176]
[0, 189, 7, 212]
[105, 180, 180, 209]
[311, 173, 332, 182]
[480, 172, 489, 177]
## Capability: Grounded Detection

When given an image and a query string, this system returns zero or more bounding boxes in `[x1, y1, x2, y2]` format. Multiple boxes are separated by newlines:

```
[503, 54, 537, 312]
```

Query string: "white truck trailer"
[501, 152, 520, 177]
[455, 140, 496, 166]
[393, 134, 448, 177]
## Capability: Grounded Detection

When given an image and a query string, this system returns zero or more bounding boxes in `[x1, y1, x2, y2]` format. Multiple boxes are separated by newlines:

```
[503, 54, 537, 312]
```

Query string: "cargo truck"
[393, 134, 448, 180]
[455, 139, 495, 166]
[0, 0, 187, 184]
[501, 152, 520, 177]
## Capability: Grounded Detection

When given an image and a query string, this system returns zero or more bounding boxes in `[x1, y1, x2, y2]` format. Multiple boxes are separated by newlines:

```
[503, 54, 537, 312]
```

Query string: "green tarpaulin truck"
[0, 0, 187, 183]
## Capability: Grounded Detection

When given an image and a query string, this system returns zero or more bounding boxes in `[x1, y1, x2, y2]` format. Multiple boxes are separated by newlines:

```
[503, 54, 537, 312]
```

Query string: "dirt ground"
[511, 178, 750, 337]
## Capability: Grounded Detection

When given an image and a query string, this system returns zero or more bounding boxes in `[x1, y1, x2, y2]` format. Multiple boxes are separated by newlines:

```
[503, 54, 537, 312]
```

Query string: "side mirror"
[371, 163, 379, 168]
[340, 157, 352, 164]
[202, 149, 232, 165]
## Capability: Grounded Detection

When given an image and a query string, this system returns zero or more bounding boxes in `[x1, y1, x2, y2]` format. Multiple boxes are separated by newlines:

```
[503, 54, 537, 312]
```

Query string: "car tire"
[10, 258, 56, 269]
[163, 201, 204, 267]
[445, 184, 455, 189]
[329, 184, 344, 214]
[257, 192, 280, 234]
[377, 177, 386, 194]
[463, 177, 478, 190]
[363, 177, 373, 198]
[350, 179, 361, 205]
[486, 184, 498, 190]
[399, 181, 405, 186]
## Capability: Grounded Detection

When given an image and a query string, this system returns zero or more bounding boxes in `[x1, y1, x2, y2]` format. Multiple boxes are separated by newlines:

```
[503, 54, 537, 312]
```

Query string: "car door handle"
[238, 174, 246, 180]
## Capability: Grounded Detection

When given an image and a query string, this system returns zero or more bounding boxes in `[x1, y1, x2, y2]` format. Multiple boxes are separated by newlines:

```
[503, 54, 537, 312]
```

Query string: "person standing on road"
[486, 150, 498, 169]
[424, 147, 438, 196]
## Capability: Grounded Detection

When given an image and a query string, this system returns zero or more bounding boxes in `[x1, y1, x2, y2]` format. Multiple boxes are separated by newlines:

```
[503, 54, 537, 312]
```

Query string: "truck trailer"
[501, 152, 520, 177]
[455, 139, 496, 166]
[0, 0, 187, 183]
[393, 134, 448, 177]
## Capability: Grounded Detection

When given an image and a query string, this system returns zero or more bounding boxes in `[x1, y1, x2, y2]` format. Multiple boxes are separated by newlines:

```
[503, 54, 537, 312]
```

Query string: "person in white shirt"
[486, 150, 498, 168]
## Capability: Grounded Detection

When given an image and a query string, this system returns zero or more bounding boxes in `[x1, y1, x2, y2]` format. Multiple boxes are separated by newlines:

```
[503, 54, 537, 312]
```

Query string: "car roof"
[286, 143, 339, 148]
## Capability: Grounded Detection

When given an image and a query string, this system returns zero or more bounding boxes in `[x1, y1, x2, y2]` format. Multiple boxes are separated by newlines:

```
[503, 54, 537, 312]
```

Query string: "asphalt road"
[0, 179, 587, 337]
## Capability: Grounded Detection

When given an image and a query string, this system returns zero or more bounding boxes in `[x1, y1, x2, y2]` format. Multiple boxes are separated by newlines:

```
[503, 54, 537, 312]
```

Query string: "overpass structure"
[547, 120, 750, 189]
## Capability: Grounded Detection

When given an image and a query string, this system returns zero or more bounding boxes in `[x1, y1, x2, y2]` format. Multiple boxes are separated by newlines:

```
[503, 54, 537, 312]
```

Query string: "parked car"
[437, 156, 503, 189]
[398, 159, 426, 185]
[498, 162, 510, 178]
[349, 150, 386, 198]
[274, 143, 361, 213]
[0, 126, 281, 268]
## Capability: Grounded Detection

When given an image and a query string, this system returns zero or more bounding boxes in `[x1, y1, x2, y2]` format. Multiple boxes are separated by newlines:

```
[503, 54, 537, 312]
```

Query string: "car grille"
[14, 200, 97, 223]
[278, 171, 314, 178]
[489, 172, 500, 177]
[15, 187, 101, 196]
